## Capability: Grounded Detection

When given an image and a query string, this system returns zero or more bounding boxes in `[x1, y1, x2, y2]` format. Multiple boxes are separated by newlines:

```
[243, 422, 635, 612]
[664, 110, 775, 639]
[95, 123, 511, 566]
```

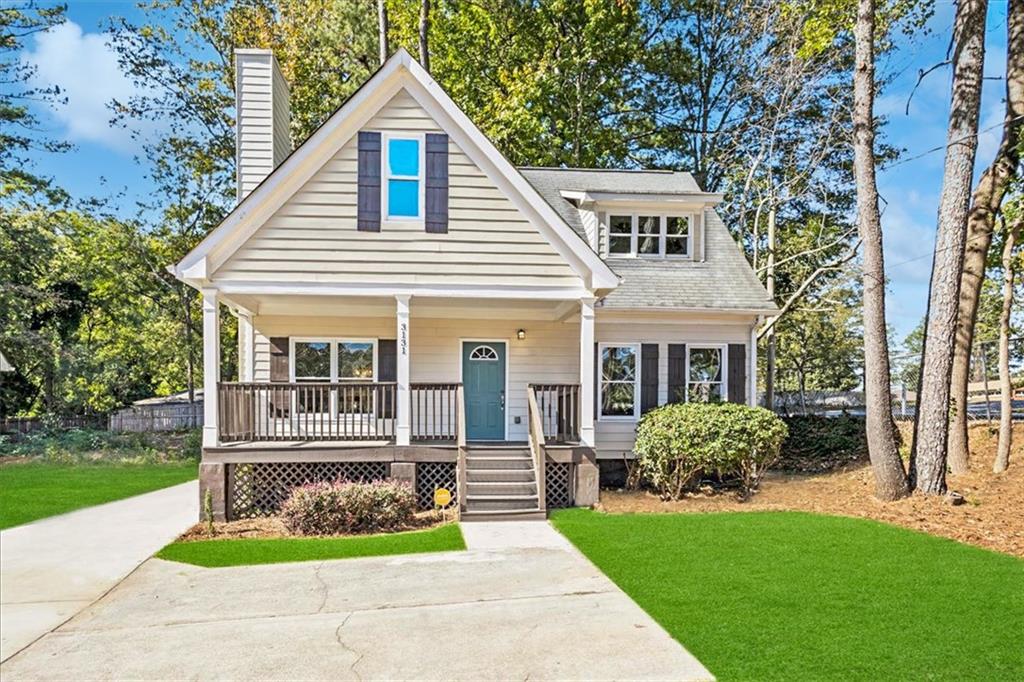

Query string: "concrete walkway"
[0, 480, 198, 662]
[1, 519, 713, 681]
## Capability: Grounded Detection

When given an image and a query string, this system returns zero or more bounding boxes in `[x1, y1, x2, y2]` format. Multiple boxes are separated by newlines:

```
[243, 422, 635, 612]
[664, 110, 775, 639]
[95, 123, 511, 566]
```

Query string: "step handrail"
[456, 384, 467, 513]
[526, 386, 547, 514]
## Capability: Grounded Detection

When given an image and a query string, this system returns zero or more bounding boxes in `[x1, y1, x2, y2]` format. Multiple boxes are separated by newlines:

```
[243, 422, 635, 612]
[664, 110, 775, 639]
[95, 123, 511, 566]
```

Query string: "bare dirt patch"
[600, 423, 1024, 558]
[177, 509, 451, 542]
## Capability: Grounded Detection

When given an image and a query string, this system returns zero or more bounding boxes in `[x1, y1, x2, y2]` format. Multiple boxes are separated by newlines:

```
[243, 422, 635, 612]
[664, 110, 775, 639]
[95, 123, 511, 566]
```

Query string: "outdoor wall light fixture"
[517, 329, 526, 340]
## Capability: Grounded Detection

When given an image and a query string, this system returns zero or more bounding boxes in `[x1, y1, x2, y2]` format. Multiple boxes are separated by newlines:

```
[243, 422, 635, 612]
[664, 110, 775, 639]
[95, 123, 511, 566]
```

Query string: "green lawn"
[552, 509, 1024, 682]
[157, 523, 466, 567]
[0, 461, 197, 529]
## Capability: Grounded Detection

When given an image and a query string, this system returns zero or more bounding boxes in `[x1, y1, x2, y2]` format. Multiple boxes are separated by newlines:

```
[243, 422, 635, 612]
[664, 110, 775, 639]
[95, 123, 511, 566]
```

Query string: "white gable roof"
[173, 49, 619, 293]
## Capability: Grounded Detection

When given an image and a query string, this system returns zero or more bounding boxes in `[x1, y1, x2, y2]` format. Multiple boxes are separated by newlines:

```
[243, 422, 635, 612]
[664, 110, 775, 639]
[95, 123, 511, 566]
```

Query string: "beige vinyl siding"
[235, 52, 289, 202]
[216, 90, 580, 287]
[594, 320, 751, 459]
[271, 66, 291, 167]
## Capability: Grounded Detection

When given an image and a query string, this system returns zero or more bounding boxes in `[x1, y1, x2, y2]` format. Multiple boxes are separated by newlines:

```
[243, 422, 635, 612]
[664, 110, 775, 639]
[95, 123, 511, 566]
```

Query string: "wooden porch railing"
[410, 382, 461, 441]
[456, 385, 467, 513]
[218, 382, 397, 442]
[527, 386, 547, 514]
[529, 383, 581, 443]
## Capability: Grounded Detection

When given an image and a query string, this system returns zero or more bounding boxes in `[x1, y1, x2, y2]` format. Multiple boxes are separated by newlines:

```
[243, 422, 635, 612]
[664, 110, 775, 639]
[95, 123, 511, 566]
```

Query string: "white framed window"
[606, 213, 692, 258]
[599, 343, 640, 420]
[290, 338, 377, 383]
[686, 345, 727, 402]
[382, 133, 425, 220]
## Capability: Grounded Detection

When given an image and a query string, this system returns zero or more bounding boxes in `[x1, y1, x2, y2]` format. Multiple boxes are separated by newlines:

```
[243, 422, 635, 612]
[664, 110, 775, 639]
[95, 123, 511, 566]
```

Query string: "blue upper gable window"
[385, 136, 422, 219]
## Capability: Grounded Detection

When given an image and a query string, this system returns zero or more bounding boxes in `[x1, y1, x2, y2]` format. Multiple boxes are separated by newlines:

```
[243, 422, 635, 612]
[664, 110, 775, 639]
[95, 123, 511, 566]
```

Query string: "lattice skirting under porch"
[228, 461, 389, 519]
[415, 461, 457, 511]
[545, 462, 574, 509]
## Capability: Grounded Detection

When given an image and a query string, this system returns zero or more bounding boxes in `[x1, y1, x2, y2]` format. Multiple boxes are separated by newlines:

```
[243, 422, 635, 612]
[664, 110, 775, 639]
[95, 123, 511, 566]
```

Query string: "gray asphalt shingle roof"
[518, 167, 776, 313]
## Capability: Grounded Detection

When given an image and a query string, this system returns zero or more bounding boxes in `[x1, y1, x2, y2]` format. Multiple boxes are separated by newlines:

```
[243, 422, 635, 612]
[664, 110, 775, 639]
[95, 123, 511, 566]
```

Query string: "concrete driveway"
[0, 481, 198, 662]
[1, 521, 713, 681]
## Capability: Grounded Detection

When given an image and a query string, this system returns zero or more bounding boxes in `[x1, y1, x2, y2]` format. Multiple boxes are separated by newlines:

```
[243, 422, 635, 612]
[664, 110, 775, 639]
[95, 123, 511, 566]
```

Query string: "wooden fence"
[108, 402, 204, 432]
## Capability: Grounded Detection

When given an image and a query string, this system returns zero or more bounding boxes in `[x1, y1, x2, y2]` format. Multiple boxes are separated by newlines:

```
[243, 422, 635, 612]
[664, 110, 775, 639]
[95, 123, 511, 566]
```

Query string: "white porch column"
[395, 294, 411, 446]
[202, 289, 221, 448]
[579, 297, 596, 447]
[749, 321, 759, 407]
[237, 311, 254, 382]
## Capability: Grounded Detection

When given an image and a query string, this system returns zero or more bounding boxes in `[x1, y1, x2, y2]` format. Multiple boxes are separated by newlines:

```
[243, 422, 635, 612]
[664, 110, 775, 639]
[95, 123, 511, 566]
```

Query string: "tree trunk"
[995, 224, 1019, 473]
[852, 0, 909, 500]
[910, 0, 988, 495]
[948, 0, 1024, 472]
[377, 0, 389, 66]
[418, 0, 430, 72]
[765, 207, 776, 411]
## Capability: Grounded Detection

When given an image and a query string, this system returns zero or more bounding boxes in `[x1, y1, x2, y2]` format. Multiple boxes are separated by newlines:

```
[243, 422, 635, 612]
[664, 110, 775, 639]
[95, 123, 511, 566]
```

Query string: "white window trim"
[598, 342, 641, 421]
[684, 343, 728, 403]
[289, 337, 378, 383]
[381, 132, 426, 222]
[605, 213, 694, 259]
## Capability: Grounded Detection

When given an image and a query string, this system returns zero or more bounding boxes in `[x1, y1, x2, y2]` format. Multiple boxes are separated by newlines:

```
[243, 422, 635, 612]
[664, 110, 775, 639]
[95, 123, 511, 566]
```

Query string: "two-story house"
[173, 48, 775, 522]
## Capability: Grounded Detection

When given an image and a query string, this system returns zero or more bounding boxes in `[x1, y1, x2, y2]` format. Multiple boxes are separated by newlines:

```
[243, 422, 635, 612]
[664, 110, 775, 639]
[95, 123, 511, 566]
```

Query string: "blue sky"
[19, 1, 1011, 344]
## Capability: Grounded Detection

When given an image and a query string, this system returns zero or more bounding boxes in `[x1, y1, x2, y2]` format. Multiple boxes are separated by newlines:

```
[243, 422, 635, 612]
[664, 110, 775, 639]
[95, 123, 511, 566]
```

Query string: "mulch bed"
[177, 509, 450, 542]
[599, 423, 1024, 558]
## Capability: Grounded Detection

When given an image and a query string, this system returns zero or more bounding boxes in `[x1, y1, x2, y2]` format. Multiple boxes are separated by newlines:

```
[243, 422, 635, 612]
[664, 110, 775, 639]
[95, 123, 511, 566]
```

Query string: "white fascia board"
[214, 280, 595, 300]
[588, 191, 725, 205]
[596, 305, 779, 317]
[175, 47, 619, 292]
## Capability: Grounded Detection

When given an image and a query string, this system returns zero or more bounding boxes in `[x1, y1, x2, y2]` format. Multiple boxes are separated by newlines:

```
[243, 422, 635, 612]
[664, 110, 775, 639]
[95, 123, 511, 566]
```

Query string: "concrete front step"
[467, 468, 536, 483]
[467, 481, 538, 497]
[465, 457, 533, 470]
[460, 509, 547, 522]
[466, 495, 539, 511]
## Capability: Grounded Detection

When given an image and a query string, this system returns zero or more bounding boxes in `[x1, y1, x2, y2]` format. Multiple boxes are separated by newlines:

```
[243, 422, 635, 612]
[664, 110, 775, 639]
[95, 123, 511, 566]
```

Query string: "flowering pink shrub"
[279, 479, 417, 535]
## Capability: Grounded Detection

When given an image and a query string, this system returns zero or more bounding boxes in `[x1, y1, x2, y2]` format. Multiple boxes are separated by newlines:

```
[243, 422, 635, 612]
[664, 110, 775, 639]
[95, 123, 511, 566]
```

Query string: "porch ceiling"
[221, 293, 579, 321]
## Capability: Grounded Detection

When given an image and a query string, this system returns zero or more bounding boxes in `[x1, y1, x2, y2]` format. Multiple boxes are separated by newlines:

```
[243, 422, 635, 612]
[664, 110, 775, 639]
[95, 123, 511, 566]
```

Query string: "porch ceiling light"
[517, 329, 526, 340]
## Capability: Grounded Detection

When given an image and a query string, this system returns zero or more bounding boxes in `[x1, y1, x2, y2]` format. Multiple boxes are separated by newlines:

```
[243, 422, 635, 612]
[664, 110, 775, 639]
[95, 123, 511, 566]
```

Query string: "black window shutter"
[728, 344, 747, 404]
[269, 337, 290, 382]
[641, 344, 659, 413]
[357, 131, 381, 232]
[667, 344, 686, 403]
[378, 339, 397, 418]
[425, 133, 449, 233]
[594, 343, 599, 416]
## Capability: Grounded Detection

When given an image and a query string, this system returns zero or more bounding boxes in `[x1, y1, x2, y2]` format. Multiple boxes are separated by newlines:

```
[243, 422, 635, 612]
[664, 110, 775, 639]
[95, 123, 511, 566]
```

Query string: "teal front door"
[462, 341, 506, 441]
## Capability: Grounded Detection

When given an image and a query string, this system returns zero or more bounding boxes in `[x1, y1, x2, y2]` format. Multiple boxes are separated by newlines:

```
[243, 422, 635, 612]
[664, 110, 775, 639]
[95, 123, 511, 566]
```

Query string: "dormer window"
[384, 134, 424, 219]
[606, 213, 692, 258]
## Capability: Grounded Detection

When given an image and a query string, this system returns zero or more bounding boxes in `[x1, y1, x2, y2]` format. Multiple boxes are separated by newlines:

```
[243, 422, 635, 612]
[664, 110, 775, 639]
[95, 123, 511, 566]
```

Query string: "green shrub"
[280, 480, 417, 535]
[634, 402, 788, 500]
[778, 415, 868, 472]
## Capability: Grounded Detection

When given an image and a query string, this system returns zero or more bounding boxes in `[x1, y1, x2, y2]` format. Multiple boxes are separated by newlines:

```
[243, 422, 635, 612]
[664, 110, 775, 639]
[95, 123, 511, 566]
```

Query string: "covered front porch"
[197, 289, 601, 520]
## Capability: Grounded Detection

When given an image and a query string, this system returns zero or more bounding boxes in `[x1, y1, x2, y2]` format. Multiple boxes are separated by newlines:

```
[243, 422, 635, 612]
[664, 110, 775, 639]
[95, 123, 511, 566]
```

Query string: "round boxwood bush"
[280, 479, 417, 535]
[634, 402, 788, 500]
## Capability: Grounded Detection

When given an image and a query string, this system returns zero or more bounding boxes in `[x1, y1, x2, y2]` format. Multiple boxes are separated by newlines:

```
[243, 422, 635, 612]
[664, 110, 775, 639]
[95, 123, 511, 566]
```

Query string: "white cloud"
[22, 21, 145, 151]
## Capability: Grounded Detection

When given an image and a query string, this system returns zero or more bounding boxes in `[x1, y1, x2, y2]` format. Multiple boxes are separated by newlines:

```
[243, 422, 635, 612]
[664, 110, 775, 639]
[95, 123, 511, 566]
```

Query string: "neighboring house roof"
[131, 389, 205, 407]
[173, 48, 618, 292]
[599, 210, 776, 313]
[0, 352, 12, 372]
